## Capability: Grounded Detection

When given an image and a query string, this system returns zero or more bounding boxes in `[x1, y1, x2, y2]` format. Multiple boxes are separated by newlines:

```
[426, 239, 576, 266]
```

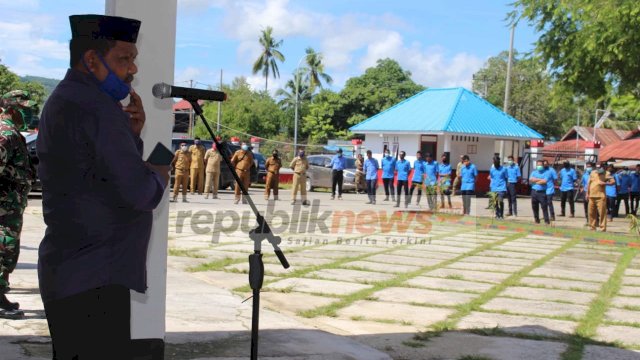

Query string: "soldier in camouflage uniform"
[0, 90, 36, 319]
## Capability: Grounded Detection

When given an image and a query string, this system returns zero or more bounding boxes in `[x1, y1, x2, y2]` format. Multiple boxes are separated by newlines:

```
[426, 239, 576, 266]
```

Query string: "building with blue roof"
[349, 87, 543, 192]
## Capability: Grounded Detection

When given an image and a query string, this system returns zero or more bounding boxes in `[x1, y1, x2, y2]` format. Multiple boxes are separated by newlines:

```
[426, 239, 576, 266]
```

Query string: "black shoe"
[302, 200, 310, 206]
[559, 213, 565, 217]
[0, 295, 19, 310]
[393, 204, 399, 208]
[0, 308, 24, 319]
[365, 201, 372, 204]
[535, 219, 541, 224]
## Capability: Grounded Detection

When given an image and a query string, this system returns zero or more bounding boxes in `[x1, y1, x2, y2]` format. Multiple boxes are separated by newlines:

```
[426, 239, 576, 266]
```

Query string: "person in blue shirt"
[409, 151, 426, 206]
[530, 160, 551, 224]
[459, 155, 478, 215]
[631, 164, 640, 215]
[543, 160, 557, 221]
[438, 153, 453, 209]
[423, 153, 439, 210]
[605, 164, 618, 220]
[489, 156, 509, 219]
[505, 155, 521, 217]
[394, 151, 412, 208]
[558, 161, 578, 217]
[381, 149, 396, 202]
[579, 162, 594, 223]
[363, 150, 379, 204]
[329, 148, 347, 200]
[615, 167, 632, 216]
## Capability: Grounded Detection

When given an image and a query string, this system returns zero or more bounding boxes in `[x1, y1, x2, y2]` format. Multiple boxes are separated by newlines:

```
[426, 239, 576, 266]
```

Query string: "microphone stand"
[187, 99, 290, 360]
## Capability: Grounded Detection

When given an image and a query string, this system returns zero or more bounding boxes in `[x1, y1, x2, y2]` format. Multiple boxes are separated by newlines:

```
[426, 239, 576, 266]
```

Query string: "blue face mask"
[84, 54, 131, 101]
[241, 145, 248, 151]
[536, 165, 544, 171]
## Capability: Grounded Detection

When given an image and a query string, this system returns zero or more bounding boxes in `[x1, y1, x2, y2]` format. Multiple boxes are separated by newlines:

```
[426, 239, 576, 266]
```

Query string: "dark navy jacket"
[37, 69, 165, 303]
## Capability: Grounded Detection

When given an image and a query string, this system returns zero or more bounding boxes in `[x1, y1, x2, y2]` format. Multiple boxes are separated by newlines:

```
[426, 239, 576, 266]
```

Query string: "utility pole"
[217, 69, 223, 133]
[504, 25, 515, 114]
[188, 79, 194, 137]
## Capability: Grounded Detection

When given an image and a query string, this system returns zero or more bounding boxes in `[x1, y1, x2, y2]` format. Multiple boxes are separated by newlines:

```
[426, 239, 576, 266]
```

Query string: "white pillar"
[105, 0, 177, 345]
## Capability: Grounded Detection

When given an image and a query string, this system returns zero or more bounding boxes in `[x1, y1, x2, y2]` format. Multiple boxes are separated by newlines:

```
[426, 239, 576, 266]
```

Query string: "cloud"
[0, 20, 68, 77]
[0, 0, 39, 11]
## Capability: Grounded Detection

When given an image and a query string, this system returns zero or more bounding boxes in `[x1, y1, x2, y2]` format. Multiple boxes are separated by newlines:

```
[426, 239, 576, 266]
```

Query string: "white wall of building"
[106, 0, 177, 341]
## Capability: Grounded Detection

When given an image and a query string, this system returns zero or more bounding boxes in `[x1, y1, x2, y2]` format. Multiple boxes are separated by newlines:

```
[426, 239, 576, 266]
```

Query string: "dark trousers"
[546, 193, 556, 219]
[426, 185, 438, 210]
[440, 190, 452, 208]
[583, 196, 589, 221]
[44, 285, 131, 360]
[366, 179, 377, 202]
[396, 180, 409, 205]
[616, 193, 630, 216]
[331, 170, 344, 197]
[631, 192, 640, 215]
[560, 190, 575, 216]
[494, 191, 506, 218]
[531, 190, 550, 224]
[409, 181, 423, 204]
[507, 183, 518, 215]
[607, 196, 617, 219]
[383, 178, 395, 199]
[461, 190, 474, 215]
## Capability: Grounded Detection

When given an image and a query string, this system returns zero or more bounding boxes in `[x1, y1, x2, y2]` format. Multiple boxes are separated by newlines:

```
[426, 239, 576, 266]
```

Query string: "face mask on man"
[241, 144, 248, 151]
[298, 151, 305, 158]
[385, 152, 390, 157]
[585, 167, 592, 173]
[84, 54, 131, 101]
[508, 160, 514, 165]
[536, 165, 544, 171]
[597, 168, 605, 174]
[181, 145, 187, 151]
[194, 140, 200, 145]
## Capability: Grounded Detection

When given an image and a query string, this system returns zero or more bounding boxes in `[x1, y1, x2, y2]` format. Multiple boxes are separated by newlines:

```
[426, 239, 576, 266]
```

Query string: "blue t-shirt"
[424, 160, 439, 186]
[606, 173, 618, 197]
[490, 166, 508, 192]
[530, 169, 551, 191]
[438, 163, 452, 176]
[412, 160, 426, 183]
[460, 163, 478, 191]
[330, 155, 346, 170]
[559, 168, 577, 191]
[618, 172, 631, 194]
[631, 171, 640, 192]
[395, 159, 411, 181]
[506, 164, 521, 183]
[581, 169, 592, 189]
[545, 168, 557, 195]
[364, 157, 379, 180]
[381, 156, 396, 179]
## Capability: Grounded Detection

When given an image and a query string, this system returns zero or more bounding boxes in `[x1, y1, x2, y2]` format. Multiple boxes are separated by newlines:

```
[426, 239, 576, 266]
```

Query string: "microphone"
[152, 82, 227, 102]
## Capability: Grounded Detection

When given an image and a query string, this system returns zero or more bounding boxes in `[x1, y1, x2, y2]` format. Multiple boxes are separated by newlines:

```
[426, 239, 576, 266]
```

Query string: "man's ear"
[82, 50, 100, 73]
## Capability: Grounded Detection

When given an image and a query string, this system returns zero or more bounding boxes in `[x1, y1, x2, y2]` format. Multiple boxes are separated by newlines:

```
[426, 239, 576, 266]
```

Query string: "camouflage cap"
[1, 90, 36, 109]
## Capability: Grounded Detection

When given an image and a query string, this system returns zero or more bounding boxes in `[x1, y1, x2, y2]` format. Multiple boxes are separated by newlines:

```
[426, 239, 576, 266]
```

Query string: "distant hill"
[20, 75, 60, 96]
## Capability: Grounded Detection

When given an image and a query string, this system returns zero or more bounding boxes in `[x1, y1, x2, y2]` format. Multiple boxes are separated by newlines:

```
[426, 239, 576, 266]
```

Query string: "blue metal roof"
[349, 87, 543, 139]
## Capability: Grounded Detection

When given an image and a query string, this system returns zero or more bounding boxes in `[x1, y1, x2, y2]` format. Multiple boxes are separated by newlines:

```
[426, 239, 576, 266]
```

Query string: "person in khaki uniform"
[203, 144, 221, 199]
[230, 142, 254, 204]
[171, 142, 191, 202]
[587, 163, 615, 231]
[189, 137, 206, 194]
[452, 154, 464, 196]
[264, 149, 282, 200]
[355, 153, 366, 194]
[290, 150, 310, 205]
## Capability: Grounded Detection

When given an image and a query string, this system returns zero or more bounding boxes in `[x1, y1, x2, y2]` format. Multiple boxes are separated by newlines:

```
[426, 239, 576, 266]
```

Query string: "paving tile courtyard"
[4, 191, 640, 359]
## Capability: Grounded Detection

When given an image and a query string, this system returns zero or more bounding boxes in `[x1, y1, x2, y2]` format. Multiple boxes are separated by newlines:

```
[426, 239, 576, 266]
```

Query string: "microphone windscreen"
[152, 82, 171, 99]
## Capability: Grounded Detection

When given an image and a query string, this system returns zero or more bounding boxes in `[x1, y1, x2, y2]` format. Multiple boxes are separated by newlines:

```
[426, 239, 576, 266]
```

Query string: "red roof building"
[600, 129, 640, 162]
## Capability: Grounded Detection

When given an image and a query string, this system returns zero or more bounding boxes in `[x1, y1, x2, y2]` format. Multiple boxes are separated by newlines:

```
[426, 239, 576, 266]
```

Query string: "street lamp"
[593, 108, 614, 143]
[293, 52, 322, 157]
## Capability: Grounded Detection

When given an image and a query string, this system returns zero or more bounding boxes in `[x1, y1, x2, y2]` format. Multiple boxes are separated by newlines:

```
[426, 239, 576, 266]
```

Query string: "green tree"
[195, 76, 285, 141]
[340, 58, 425, 127]
[252, 26, 286, 92]
[303, 47, 332, 93]
[511, 0, 640, 99]
[302, 89, 348, 143]
[1, 62, 46, 110]
[275, 69, 311, 112]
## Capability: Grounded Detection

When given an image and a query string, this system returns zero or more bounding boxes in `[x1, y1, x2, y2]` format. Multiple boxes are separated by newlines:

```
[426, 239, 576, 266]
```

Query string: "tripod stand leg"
[249, 252, 264, 360]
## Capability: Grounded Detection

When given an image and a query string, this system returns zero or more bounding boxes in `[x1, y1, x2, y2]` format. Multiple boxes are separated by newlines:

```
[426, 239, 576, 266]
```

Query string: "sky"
[0, 0, 539, 94]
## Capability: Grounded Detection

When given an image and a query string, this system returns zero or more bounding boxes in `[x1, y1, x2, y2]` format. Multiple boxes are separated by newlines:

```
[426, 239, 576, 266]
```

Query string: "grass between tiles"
[416, 237, 581, 340]
[297, 231, 526, 318]
[560, 249, 638, 360]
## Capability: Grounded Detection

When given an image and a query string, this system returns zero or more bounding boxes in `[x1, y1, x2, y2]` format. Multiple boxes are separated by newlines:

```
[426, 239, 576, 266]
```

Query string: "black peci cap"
[70, 14, 141, 43]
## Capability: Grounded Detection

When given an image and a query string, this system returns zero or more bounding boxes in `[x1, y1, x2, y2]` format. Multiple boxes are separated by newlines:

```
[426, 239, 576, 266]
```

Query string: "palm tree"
[303, 47, 333, 92]
[275, 68, 311, 111]
[252, 26, 285, 92]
